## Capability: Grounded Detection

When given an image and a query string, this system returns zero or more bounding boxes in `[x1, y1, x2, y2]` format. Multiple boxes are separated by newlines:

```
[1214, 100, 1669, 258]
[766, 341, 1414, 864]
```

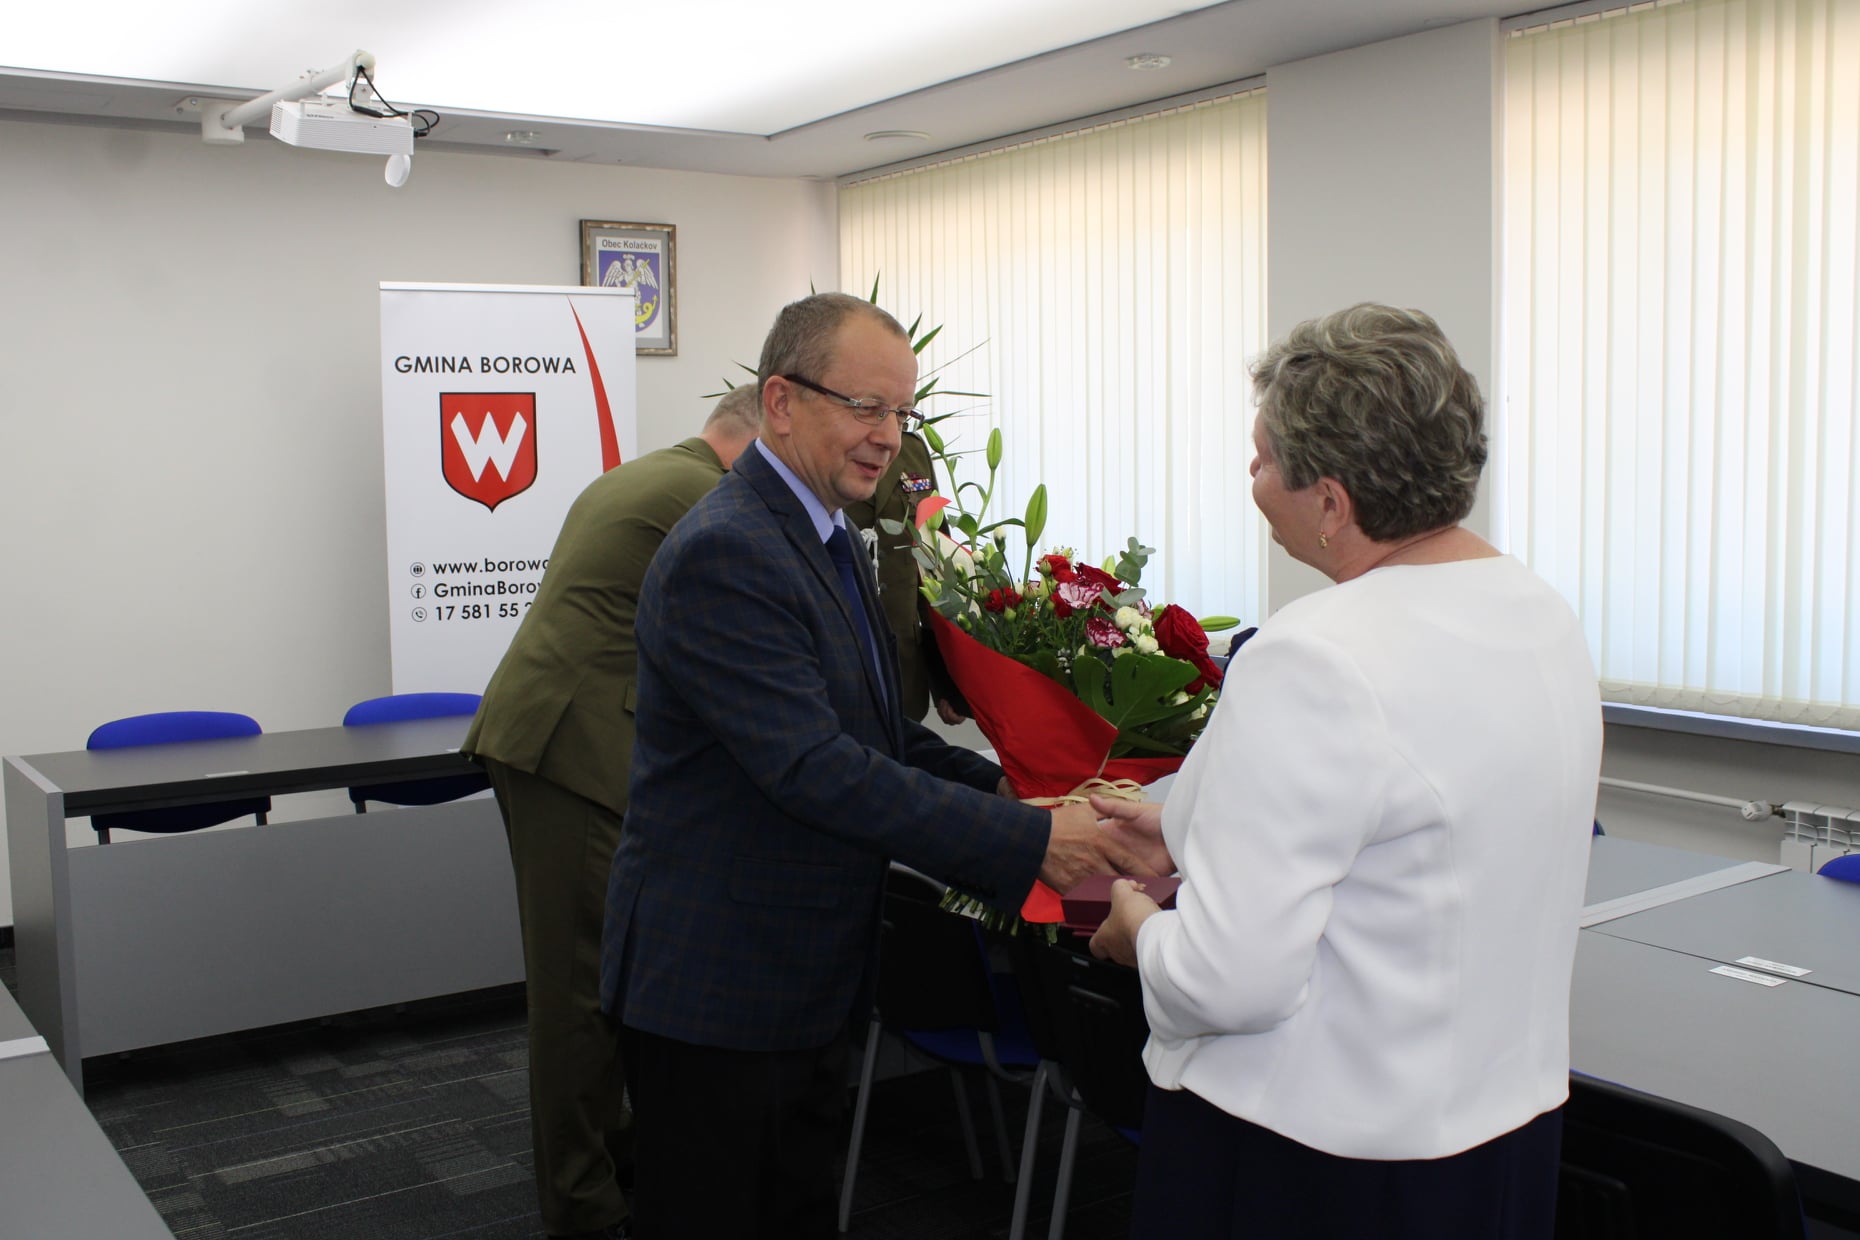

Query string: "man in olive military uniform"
[844, 428, 958, 723]
[462, 387, 761, 1240]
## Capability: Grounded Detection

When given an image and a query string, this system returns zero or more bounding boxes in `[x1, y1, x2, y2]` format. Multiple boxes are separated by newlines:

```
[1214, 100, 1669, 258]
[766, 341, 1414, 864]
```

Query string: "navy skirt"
[1130, 1085, 1563, 1240]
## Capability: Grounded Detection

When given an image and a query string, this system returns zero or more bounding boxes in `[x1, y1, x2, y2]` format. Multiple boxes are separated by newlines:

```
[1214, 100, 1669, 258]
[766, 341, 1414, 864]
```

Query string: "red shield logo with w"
[441, 393, 537, 512]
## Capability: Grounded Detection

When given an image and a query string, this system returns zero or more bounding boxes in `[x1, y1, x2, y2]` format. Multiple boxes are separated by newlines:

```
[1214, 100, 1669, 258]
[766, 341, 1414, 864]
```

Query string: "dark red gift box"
[1060, 874, 1181, 931]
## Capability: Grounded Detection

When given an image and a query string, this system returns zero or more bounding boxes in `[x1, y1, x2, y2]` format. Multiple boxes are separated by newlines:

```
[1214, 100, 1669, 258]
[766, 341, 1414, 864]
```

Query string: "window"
[839, 89, 1270, 624]
[1501, 0, 1860, 726]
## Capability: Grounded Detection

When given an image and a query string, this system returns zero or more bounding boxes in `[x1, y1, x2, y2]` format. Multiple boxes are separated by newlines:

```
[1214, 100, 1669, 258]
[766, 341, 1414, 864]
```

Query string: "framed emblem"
[579, 219, 677, 355]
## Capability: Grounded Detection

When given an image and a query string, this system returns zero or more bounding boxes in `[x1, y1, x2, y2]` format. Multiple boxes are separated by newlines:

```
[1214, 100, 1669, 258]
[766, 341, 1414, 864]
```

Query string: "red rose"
[985, 588, 1007, 613]
[1153, 604, 1225, 692]
[1040, 553, 1077, 583]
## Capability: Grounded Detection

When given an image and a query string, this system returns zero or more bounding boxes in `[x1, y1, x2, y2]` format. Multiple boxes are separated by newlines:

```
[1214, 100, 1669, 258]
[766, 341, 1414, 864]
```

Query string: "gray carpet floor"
[1, 942, 1136, 1239]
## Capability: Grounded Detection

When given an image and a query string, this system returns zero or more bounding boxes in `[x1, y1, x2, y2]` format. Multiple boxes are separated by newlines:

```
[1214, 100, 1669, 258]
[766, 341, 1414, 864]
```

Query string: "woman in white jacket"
[1091, 304, 1602, 1240]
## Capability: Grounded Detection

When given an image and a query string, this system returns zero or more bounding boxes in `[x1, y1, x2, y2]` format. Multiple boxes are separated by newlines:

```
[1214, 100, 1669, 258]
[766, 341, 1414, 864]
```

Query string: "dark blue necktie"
[826, 526, 884, 698]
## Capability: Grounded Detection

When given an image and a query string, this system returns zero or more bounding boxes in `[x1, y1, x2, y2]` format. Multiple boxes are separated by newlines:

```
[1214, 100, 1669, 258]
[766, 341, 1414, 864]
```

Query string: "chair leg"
[949, 1068, 984, 1179]
[1008, 1061, 1053, 1240]
[838, 1016, 883, 1233]
[982, 1073, 1018, 1182]
[1046, 1104, 1083, 1240]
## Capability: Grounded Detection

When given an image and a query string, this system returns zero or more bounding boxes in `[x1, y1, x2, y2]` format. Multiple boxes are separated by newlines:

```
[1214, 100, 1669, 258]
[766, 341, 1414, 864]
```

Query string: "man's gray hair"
[1250, 303, 1487, 542]
[703, 383, 763, 436]
[757, 293, 908, 391]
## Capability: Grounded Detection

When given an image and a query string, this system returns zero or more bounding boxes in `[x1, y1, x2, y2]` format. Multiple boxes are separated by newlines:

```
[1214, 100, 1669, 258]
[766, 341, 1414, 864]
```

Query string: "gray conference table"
[1, 983, 174, 1238]
[1581, 834, 1761, 906]
[4, 717, 523, 1088]
[1589, 862, 1860, 997]
[1569, 930, 1860, 1214]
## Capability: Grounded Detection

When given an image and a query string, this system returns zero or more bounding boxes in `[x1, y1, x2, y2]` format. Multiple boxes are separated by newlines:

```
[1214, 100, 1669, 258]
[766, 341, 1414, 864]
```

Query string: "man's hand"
[1089, 878, 1162, 967]
[1038, 802, 1154, 893]
[1088, 794, 1175, 876]
[935, 698, 968, 726]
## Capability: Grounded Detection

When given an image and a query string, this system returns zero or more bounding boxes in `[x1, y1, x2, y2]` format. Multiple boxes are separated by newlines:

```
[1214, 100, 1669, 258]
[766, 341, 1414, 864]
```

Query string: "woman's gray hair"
[1250, 303, 1487, 542]
[757, 292, 907, 391]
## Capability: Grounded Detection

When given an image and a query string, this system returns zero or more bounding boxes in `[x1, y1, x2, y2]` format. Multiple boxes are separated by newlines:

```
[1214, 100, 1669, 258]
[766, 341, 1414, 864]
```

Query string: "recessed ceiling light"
[1126, 53, 1172, 70]
[864, 129, 931, 143]
[503, 129, 541, 145]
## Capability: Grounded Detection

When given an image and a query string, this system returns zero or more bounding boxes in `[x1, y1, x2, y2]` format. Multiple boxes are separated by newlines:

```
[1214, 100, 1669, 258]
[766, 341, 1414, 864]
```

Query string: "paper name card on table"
[1061, 874, 1182, 931]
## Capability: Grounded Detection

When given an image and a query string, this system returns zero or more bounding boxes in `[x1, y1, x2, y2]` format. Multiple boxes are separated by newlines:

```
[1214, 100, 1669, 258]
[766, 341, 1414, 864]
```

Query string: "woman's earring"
[1318, 531, 1329, 550]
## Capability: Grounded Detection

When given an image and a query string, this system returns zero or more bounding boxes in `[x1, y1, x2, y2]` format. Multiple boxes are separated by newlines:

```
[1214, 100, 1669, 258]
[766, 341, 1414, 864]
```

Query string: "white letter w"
[450, 412, 528, 481]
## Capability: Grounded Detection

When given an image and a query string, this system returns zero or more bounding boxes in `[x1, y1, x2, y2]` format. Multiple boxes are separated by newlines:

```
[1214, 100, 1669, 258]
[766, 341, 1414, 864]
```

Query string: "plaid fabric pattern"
[600, 447, 1051, 1051]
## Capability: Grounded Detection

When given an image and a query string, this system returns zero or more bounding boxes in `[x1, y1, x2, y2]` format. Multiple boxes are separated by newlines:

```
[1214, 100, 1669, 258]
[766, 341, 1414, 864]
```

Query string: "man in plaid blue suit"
[600, 293, 1144, 1237]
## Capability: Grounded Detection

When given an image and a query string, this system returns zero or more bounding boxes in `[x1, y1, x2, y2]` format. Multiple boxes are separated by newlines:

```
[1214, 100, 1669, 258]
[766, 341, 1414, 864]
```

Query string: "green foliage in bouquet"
[885, 426, 1240, 760]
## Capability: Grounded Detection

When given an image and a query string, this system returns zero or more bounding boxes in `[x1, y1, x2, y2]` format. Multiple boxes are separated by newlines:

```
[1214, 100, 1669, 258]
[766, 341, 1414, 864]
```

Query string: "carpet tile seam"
[217, 1161, 532, 1233]
[187, 1115, 467, 1179]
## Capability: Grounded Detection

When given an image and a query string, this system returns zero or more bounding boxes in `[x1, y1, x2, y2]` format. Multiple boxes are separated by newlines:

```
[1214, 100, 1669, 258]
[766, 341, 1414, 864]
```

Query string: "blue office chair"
[1557, 1073, 1806, 1239]
[341, 692, 489, 812]
[839, 866, 1041, 1233]
[1816, 853, 1860, 882]
[86, 711, 270, 844]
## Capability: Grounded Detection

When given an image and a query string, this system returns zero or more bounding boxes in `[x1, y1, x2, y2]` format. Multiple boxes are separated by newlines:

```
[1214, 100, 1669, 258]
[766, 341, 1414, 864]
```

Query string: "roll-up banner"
[379, 282, 637, 694]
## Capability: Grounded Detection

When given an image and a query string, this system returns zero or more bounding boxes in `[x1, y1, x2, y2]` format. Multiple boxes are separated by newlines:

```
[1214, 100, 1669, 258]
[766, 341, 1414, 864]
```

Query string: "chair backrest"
[1816, 852, 1860, 883]
[876, 867, 1002, 1034]
[88, 710, 262, 749]
[86, 711, 270, 839]
[1556, 1074, 1806, 1240]
[342, 692, 482, 726]
[1054, 945, 1151, 1134]
[1012, 936, 1150, 1134]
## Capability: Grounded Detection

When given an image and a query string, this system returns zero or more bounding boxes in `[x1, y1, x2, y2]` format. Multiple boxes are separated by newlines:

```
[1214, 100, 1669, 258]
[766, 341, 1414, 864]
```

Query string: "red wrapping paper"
[928, 609, 1181, 922]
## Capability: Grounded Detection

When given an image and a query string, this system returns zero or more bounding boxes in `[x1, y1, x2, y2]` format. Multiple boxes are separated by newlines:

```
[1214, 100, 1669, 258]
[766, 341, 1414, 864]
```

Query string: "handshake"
[1037, 793, 1175, 892]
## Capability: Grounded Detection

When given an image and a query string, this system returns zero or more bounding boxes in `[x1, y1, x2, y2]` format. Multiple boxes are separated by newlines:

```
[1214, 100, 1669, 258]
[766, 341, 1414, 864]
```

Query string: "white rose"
[1134, 634, 1159, 655]
[1114, 605, 1143, 631]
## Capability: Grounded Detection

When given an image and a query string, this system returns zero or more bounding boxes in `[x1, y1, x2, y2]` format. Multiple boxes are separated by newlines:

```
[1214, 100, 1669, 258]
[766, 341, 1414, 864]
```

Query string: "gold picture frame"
[579, 219, 677, 355]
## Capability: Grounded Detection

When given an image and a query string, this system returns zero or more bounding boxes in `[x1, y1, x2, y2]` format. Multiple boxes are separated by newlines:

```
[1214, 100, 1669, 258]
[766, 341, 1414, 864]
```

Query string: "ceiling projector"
[270, 97, 413, 155]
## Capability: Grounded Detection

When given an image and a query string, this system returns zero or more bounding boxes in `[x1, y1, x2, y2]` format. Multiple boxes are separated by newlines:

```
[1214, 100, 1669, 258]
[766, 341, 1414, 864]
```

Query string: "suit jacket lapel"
[738, 450, 901, 746]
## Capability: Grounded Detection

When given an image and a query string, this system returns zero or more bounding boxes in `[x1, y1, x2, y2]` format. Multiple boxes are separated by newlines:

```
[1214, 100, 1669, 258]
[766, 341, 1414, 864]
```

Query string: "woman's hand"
[1089, 793, 1176, 875]
[1089, 878, 1163, 967]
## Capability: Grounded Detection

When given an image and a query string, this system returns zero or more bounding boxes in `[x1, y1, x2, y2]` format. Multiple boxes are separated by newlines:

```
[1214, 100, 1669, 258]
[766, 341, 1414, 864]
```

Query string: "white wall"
[1264, 18, 1500, 611]
[0, 119, 837, 924]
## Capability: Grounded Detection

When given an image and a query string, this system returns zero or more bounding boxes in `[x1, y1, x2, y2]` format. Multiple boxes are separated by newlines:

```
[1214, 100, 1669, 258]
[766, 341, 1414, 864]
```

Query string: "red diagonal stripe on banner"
[570, 302, 622, 472]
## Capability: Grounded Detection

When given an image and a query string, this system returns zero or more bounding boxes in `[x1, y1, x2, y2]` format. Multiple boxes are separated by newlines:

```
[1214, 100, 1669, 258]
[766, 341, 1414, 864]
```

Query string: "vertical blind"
[839, 89, 1270, 626]
[1501, 0, 1860, 726]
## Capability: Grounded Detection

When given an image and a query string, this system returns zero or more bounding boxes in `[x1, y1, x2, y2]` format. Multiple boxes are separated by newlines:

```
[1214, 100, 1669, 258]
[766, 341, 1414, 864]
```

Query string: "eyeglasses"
[782, 374, 924, 433]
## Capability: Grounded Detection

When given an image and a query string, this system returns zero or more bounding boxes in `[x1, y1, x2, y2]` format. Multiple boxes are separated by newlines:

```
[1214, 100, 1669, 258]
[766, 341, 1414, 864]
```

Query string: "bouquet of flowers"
[886, 423, 1244, 932]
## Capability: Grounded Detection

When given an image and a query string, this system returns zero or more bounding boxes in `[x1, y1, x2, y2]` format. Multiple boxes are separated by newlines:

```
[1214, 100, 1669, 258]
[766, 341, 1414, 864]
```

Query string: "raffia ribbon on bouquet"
[1019, 776, 1147, 810]
[939, 778, 1152, 939]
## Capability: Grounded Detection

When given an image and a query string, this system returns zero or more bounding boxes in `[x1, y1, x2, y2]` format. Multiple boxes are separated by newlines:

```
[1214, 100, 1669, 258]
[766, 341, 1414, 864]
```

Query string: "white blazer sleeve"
[1134, 628, 1397, 1042]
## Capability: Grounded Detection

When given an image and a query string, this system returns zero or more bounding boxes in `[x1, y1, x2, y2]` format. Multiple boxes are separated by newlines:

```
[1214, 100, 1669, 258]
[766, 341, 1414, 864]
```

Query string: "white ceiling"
[0, 0, 1526, 180]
